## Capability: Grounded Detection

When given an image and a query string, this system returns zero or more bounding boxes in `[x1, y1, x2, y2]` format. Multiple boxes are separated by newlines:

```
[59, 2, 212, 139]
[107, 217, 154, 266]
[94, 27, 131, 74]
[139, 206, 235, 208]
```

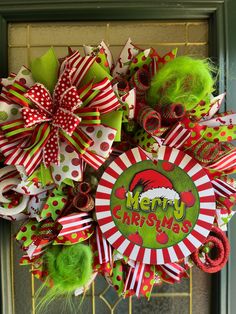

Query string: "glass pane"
[8, 20, 210, 314]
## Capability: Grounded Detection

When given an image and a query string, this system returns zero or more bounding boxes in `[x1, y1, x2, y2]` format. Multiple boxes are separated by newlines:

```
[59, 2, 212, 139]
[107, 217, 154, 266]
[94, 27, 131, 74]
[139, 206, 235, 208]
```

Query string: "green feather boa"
[146, 56, 216, 111]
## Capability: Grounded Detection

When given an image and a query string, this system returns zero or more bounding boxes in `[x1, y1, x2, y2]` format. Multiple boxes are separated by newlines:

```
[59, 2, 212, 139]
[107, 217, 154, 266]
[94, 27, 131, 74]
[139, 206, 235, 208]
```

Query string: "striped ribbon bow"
[21, 66, 91, 168]
[1, 67, 96, 174]
[17, 212, 94, 259]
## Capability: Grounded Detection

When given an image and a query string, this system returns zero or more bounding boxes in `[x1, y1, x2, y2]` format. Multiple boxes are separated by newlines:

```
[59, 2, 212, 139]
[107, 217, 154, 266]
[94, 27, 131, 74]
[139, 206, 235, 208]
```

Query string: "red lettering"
[122, 212, 131, 225]
[140, 216, 146, 228]
[181, 220, 192, 233]
[155, 219, 162, 233]
[131, 212, 141, 226]
[161, 216, 174, 229]
[146, 213, 157, 227]
[172, 223, 180, 234]
[113, 205, 122, 219]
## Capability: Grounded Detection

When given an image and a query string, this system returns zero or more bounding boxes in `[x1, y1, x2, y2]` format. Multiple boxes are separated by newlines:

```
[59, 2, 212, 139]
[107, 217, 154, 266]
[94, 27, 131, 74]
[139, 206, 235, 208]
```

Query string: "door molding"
[0, 1, 230, 313]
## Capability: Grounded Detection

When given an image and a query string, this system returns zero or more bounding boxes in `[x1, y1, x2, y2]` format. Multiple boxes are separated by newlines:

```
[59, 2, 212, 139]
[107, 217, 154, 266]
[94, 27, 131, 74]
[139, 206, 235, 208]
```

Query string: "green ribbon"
[31, 47, 59, 94]
[101, 111, 123, 142]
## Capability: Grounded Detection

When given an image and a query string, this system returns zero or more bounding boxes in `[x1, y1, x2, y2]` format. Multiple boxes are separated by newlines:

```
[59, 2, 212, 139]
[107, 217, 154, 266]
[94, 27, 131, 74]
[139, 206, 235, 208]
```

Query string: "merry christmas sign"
[96, 146, 215, 264]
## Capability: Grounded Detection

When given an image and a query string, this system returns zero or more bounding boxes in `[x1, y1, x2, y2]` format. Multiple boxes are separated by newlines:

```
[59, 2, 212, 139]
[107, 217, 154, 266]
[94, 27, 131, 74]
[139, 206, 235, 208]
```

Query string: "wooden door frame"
[0, 1, 233, 313]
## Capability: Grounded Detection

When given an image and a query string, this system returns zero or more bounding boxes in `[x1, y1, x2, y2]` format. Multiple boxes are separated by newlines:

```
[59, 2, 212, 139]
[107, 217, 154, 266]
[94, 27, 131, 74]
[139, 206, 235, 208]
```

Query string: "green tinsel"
[146, 56, 216, 111]
[36, 243, 93, 312]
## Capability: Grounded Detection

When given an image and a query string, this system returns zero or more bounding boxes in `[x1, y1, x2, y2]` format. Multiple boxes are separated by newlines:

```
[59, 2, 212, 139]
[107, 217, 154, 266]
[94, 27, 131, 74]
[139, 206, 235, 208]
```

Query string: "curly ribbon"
[73, 192, 94, 212]
[114, 78, 130, 96]
[155, 103, 186, 126]
[129, 68, 150, 98]
[191, 226, 230, 273]
[135, 102, 161, 135]
[74, 181, 91, 194]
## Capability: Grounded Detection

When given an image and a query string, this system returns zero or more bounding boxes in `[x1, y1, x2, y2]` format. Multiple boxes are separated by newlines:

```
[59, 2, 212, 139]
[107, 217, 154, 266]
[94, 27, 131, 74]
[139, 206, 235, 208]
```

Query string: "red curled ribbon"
[191, 226, 230, 273]
[136, 102, 161, 135]
[155, 103, 186, 126]
[129, 68, 150, 98]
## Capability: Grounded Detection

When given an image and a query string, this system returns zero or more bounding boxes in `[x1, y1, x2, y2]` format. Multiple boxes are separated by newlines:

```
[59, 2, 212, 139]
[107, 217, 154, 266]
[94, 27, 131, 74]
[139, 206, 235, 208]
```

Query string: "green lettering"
[126, 191, 139, 210]
[151, 198, 162, 211]
[162, 198, 169, 211]
[173, 199, 186, 221]
[140, 197, 150, 211]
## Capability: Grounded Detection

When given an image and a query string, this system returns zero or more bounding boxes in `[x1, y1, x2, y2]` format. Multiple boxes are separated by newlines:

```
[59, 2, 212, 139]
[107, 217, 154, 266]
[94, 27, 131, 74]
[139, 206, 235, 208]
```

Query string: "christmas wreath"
[0, 39, 236, 304]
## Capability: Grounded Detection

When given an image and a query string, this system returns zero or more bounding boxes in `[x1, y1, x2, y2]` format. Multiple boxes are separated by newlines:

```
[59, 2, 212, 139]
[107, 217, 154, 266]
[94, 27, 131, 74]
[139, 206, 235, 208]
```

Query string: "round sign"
[95, 146, 215, 264]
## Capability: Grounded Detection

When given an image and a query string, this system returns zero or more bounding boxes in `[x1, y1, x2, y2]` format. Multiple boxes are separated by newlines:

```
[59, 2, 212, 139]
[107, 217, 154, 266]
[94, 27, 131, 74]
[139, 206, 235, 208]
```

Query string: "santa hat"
[129, 170, 179, 201]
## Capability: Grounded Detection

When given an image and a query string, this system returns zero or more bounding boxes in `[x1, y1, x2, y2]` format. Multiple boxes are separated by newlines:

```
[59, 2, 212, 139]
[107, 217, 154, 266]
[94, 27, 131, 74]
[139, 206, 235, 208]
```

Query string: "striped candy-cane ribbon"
[80, 150, 106, 170]
[1, 119, 33, 141]
[96, 226, 113, 266]
[207, 150, 236, 172]
[88, 78, 121, 114]
[6, 81, 31, 107]
[60, 50, 95, 88]
[160, 263, 187, 282]
[124, 262, 145, 297]
[124, 262, 155, 297]
[57, 212, 93, 238]
[163, 123, 191, 148]
[77, 107, 101, 126]
[212, 178, 236, 198]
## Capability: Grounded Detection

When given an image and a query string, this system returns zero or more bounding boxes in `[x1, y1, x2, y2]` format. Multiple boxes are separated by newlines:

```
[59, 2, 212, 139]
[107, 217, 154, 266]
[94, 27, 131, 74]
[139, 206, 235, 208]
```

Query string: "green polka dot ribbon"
[133, 128, 167, 152]
[95, 48, 111, 74]
[150, 48, 178, 76]
[40, 187, 68, 221]
[128, 49, 152, 77]
[124, 263, 156, 298]
[203, 124, 236, 143]
[110, 261, 125, 295]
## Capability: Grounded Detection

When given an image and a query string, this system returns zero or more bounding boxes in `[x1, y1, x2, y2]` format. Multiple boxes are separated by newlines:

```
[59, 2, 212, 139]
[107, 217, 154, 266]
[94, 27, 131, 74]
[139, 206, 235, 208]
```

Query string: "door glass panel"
[8, 21, 210, 314]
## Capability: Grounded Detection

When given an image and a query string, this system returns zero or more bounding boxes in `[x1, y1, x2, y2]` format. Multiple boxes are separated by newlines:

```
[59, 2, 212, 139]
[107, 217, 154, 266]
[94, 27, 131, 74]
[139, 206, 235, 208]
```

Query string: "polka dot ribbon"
[15, 66, 92, 170]
[16, 212, 94, 258]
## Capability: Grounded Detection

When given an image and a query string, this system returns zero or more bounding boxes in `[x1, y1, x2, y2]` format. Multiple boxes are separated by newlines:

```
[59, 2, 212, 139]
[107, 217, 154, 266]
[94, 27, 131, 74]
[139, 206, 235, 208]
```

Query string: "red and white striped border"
[95, 146, 215, 265]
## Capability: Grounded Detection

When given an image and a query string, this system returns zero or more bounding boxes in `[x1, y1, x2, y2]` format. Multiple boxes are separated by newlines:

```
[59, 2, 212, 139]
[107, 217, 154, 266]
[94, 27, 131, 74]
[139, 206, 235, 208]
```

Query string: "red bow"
[22, 67, 83, 167]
